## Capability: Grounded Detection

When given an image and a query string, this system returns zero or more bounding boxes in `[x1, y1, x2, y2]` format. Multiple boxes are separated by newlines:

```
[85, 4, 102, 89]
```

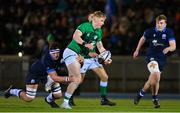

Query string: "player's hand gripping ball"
[98, 50, 111, 64]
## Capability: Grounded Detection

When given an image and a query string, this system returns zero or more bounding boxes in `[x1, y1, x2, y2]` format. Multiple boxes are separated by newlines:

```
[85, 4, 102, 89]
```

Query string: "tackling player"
[4, 43, 74, 108]
[133, 14, 176, 108]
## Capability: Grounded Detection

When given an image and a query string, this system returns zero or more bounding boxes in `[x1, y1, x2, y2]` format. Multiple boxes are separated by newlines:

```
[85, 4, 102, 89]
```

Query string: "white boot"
[61, 101, 72, 109]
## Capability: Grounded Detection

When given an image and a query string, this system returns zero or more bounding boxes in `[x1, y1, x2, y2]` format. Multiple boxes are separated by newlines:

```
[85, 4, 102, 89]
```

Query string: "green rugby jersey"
[67, 22, 102, 58]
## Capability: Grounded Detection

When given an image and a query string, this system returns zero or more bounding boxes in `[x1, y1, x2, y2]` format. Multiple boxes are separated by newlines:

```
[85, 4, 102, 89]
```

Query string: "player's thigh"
[148, 72, 161, 83]
[92, 67, 108, 80]
[67, 60, 81, 76]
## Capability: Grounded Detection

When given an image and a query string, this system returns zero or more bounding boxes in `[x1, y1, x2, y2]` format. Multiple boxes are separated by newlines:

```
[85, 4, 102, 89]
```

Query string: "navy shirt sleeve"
[143, 29, 151, 41]
[167, 29, 176, 41]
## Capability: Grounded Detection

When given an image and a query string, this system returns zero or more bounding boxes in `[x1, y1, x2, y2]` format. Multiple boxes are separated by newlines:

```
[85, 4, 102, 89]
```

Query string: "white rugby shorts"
[80, 57, 102, 74]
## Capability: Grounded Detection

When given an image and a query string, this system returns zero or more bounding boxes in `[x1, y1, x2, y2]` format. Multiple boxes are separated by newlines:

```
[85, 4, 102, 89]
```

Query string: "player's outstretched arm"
[133, 36, 145, 59]
[48, 71, 72, 82]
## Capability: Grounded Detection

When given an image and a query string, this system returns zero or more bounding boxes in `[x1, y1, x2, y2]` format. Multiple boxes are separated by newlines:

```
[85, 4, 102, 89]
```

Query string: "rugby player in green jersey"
[69, 12, 116, 107]
[61, 11, 107, 109]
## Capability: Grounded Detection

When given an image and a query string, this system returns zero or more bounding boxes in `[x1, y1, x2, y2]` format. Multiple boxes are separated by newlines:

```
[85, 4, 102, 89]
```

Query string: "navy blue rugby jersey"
[29, 49, 59, 77]
[144, 27, 176, 61]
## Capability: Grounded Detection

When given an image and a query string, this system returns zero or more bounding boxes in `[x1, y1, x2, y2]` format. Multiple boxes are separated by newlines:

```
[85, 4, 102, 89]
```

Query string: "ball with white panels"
[98, 50, 111, 64]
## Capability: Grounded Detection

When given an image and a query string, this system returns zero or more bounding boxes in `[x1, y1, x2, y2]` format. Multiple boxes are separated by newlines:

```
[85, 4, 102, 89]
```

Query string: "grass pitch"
[0, 96, 180, 112]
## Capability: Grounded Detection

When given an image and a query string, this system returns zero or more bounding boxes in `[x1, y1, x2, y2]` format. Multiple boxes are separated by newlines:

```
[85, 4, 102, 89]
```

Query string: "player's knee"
[100, 75, 108, 81]
[104, 75, 108, 81]
[150, 80, 156, 86]
[147, 61, 160, 74]
[149, 74, 160, 86]
[154, 73, 160, 83]
[25, 96, 35, 102]
[73, 75, 82, 84]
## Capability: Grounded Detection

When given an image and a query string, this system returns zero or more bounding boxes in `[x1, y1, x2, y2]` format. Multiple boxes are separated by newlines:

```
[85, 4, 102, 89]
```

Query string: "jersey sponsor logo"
[152, 40, 157, 45]
[150, 57, 155, 61]
[152, 40, 164, 46]
[162, 34, 166, 39]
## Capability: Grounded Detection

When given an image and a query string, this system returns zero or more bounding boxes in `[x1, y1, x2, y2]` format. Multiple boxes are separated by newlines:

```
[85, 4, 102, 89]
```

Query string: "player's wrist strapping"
[82, 41, 87, 46]
[65, 77, 69, 82]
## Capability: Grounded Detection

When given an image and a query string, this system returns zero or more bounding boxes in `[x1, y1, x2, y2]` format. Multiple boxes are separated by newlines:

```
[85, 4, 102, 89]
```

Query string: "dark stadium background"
[0, 0, 180, 96]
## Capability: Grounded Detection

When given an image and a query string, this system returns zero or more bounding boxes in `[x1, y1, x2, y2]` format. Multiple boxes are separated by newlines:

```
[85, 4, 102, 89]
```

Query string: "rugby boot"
[4, 85, 13, 98]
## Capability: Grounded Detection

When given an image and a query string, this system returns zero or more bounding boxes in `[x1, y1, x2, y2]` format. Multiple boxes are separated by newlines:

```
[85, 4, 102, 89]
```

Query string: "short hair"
[92, 11, 106, 19]
[156, 14, 167, 22]
[49, 42, 60, 50]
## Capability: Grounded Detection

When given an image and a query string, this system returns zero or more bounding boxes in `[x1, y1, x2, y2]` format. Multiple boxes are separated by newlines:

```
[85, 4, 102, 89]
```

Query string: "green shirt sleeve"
[97, 29, 102, 42]
[77, 23, 88, 34]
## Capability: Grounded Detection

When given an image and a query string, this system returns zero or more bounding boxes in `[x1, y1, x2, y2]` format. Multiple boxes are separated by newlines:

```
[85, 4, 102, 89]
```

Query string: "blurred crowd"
[0, 0, 179, 57]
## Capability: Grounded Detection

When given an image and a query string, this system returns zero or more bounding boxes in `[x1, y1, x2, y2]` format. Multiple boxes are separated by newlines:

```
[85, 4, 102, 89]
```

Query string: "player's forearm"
[97, 41, 106, 53]
[168, 45, 176, 52]
[73, 30, 84, 45]
[98, 47, 106, 53]
[51, 75, 69, 82]
[73, 36, 84, 45]
[168, 41, 176, 52]
[135, 36, 145, 51]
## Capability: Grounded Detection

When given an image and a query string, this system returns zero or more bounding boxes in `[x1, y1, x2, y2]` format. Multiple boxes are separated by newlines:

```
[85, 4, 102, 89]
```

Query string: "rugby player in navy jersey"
[133, 14, 176, 108]
[4, 43, 74, 108]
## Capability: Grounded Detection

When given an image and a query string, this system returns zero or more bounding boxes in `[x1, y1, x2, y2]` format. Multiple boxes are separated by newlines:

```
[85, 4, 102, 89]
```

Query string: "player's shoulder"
[143, 28, 154, 37]
[77, 22, 92, 31]
[165, 27, 174, 33]
[43, 52, 52, 61]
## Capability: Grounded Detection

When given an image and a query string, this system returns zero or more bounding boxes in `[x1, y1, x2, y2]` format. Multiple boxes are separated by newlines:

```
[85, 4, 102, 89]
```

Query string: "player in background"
[42, 33, 56, 54]
[133, 14, 176, 108]
[4, 43, 74, 108]
[60, 11, 107, 109]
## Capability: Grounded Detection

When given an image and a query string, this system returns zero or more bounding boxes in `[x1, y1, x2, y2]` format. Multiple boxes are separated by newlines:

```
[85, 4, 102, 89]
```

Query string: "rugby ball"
[98, 50, 111, 63]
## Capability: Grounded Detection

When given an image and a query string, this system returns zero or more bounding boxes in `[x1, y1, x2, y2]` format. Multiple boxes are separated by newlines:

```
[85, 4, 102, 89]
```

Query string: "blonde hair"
[92, 11, 106, 19]
[156, 14, 167, 22]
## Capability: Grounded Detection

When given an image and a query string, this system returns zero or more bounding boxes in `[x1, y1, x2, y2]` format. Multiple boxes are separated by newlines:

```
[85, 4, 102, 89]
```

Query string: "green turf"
[0, 96, 180, 112]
